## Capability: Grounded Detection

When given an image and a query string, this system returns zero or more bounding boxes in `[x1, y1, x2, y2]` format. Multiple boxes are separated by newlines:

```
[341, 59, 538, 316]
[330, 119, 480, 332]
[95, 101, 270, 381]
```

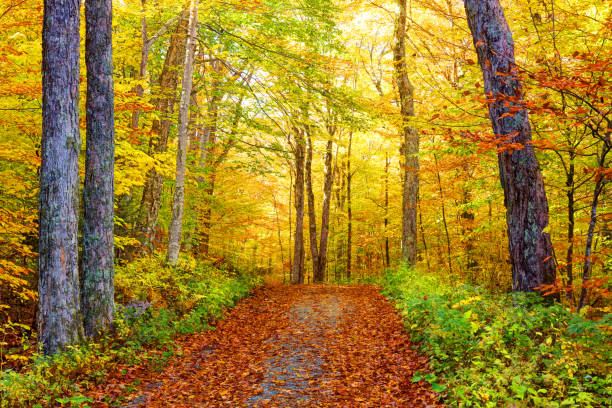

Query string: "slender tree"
[292, 128, 306, 284]
[393, 0, 419, 266]
[464, 0, 556, 292]
[39, 0, 83, 354]
[317, 138, 334, 282]
[81, 0, 116, 337]
[305, 129, 320, 280]
[136, 13, 188, 249]
[167, 0, 198, 265]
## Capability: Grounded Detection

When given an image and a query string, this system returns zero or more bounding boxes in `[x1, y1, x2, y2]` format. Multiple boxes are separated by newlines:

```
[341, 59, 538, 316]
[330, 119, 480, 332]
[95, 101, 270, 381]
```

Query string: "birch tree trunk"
[81, 0, 115, 337]
[39, 0, 84, 355]
[464, 0, 557, 293]
[166, 0, 198, 265]
[393, 0, 419, 266]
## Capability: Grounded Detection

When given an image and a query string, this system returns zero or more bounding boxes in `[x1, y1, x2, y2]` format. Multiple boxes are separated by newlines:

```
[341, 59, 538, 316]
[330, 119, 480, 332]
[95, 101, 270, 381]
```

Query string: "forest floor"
[85, 285, 442, 407]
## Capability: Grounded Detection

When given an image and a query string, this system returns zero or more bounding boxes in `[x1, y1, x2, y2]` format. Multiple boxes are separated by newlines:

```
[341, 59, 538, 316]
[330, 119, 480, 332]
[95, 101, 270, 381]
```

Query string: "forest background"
[0, 0, 610, 405]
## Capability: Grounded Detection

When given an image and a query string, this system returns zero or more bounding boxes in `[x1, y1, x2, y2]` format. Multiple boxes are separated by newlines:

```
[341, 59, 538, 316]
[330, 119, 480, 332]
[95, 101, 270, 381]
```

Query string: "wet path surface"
[88, 285, 442, 407]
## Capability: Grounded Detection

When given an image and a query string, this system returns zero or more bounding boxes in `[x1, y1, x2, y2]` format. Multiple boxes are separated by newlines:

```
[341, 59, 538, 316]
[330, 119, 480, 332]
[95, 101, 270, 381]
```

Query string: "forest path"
[88, 285, 442, 407]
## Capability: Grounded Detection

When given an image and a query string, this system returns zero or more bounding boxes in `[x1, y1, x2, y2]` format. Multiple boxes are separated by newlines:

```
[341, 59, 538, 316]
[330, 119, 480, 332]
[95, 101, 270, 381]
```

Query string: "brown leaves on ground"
[85, 285, 443, 407]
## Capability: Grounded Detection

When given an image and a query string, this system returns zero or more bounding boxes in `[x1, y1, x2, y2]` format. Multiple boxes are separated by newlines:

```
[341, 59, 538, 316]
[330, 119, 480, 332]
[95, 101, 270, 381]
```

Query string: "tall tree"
[136, 12, 188, 250]
[464, 0, 556, 292]
[305, 128, 319, 280]
[317, 138, 334, 282]
[39, 0, 83, 354]
[81, 0, 116, 337]
[167, 0, 198, 265]
[292, 128, 306, 284]
[393, 0, 419, 266]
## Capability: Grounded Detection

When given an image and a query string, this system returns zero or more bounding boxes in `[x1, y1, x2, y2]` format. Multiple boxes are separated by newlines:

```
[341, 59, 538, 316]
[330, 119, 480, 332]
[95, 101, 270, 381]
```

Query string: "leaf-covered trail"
[88, 285, 442, 407]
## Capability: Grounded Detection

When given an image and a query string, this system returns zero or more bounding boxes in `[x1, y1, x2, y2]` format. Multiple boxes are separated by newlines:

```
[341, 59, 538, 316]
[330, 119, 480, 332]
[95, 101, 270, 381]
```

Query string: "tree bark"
[393, 0, 419, 266]
[292, 129, 306, 284]
[317, 139, 334, 282]
[166, 0, 198, 265]
[305, 130, 319, 281]
[464, 0, 557, 293]
[136, 12, 188, 250]
[81, 0, 115, 337]
[39, 0, 84, 355]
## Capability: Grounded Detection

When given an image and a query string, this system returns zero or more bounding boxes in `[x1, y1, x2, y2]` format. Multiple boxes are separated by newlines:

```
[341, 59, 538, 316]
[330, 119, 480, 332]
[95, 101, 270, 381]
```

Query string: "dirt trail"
[87, 285, 442, 407]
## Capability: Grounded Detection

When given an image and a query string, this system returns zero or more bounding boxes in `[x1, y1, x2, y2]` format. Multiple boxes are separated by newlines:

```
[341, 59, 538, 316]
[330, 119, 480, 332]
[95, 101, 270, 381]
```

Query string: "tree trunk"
[434, 153, 453, 274]
[317, 139, 334, 282]
[464, 0, 557, 293]
[393, 0, 419, 266]
[131, 0, 149, 129]
[39, 0, 84, 355]
[384, 153, 390, 267]
[166, 0, 198, 265]
[346, 132, 353, 280]
[305, 130, 319, 281]
[81, 0, 115, 337]
[565, 152, 575, 302]
[578, 141, 609, 311]
[136, 12, 188, 250]
[292, 130, 306, 284]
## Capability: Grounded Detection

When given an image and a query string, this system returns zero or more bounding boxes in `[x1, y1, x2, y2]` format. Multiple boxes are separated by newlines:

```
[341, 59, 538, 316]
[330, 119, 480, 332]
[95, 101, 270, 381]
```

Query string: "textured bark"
[305, 131, 319, 281]
[166, 0, 198, 265]
[136, 12, 188, 250]
[292, 130, 306, 284]
[464, 0, 556, 292]
[39, 0, 84, 354]
[316, 139, 334, 282]
[82, 0, 115, 337]
[393, 0, 419, 266]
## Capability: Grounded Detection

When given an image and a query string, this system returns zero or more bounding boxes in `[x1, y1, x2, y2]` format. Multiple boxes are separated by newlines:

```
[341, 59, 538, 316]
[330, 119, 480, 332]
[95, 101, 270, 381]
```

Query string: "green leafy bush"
[0, 253, 260, 407]
[381, 267, 612, 407]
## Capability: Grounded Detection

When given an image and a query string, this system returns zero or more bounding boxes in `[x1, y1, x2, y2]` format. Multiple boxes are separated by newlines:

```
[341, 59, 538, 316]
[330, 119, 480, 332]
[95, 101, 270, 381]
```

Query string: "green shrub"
[381, 267, 612, 407]
[0, 253, 261, 407]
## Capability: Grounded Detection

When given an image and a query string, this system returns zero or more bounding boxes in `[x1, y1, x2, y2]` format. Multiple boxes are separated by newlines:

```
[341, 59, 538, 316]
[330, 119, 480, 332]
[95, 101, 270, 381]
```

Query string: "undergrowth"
[381, 267, 611, 408]
[0, 253, 260, 407]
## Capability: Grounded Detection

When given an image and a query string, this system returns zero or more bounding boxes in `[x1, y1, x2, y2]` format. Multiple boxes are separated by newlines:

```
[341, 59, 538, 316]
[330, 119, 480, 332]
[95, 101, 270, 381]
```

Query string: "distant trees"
[464, 0, 556, 293]
[40, 0, 116, 354]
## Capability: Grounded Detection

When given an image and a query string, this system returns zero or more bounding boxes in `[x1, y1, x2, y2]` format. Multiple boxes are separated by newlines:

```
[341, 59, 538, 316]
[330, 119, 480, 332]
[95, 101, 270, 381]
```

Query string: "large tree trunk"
[136, 12, 188, 250]
[39, 0, 84, 355]
[316, 139, 334, 282]
[166, 0, 198, 265]
[81, 0, 115, 337]
[464, 0, 556, 293]
[305, 130, 319, 281]
[292, 130, 306, 284]
[393, 0, 419, 266]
